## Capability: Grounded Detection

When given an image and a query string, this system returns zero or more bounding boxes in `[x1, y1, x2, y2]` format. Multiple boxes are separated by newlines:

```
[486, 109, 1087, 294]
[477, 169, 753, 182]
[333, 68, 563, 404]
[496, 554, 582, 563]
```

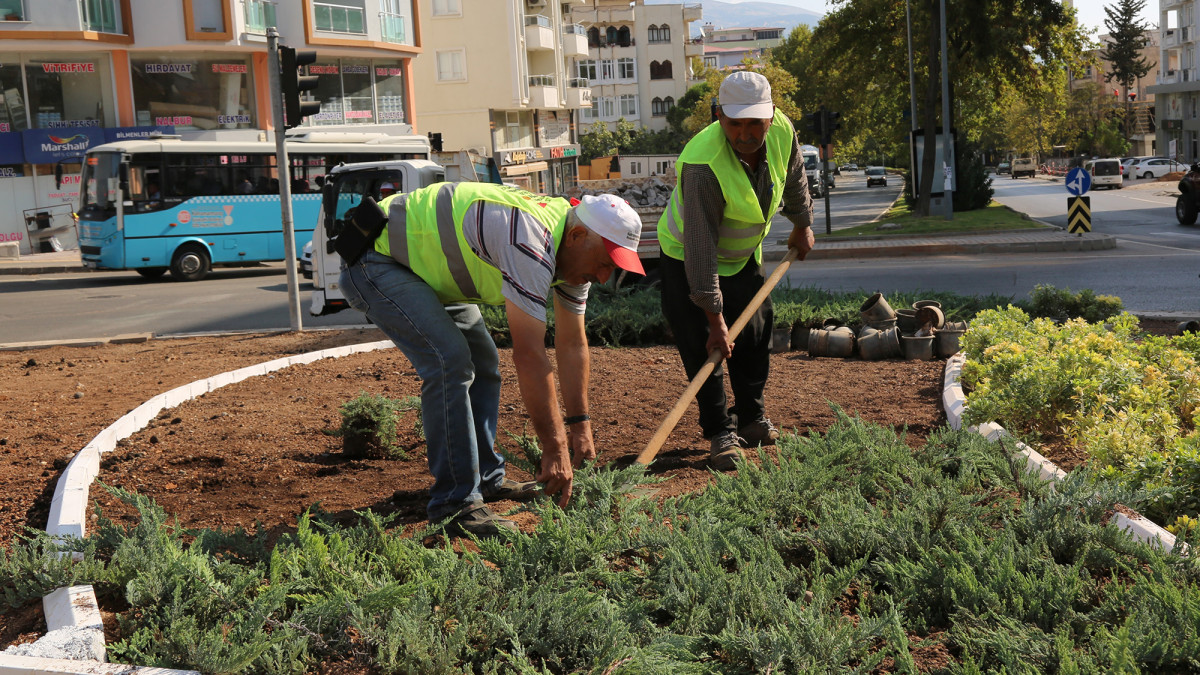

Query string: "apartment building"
[700, 23, 784, 71]
[573, 0, 702, 135]
[412, 0, 593, 194]
[1072, 30, 1159, 157]
[0, 0, 421, 254]
[1149, 0, 1199, 160]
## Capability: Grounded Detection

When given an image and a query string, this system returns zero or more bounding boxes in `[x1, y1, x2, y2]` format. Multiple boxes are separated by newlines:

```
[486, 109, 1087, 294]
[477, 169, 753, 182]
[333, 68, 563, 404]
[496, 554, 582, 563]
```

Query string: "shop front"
[301, 57, 407, 127]
[497, 144, 579, 195]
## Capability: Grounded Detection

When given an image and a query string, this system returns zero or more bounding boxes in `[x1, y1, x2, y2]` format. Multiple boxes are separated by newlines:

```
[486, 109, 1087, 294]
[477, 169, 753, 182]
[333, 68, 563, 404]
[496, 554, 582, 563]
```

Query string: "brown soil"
[0, 318, 1182, 652]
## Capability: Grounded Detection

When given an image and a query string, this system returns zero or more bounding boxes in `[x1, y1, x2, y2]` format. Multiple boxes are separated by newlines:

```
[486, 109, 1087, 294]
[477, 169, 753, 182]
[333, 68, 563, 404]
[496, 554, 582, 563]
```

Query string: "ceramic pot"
[771, 327, 792, 353]
[902, 335, 935, 360]
[859, 292, 896, 326]
[857, 325, 901, 360]
[896, 309, 918, 334]
[808, 327, 855, 358]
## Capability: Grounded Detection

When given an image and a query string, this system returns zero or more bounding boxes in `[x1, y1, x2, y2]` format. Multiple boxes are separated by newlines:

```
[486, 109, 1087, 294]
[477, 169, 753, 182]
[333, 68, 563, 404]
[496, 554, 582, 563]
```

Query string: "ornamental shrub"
[338, 392, 416, 459]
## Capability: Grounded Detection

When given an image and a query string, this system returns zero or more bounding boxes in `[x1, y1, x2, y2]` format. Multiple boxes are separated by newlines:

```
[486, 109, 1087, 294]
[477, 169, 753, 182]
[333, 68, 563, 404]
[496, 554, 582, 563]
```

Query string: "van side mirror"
[118, 163, 129, 193]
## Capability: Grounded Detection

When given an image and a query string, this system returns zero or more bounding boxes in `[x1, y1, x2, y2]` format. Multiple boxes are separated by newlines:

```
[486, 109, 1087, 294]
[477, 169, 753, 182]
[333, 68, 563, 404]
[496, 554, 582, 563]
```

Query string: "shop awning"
[502, 161, 548, 176]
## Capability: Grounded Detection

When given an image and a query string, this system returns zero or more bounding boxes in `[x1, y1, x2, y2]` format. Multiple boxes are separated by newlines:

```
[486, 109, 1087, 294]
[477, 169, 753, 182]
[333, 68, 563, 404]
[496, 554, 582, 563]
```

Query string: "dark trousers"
[659, 255, 772, 439]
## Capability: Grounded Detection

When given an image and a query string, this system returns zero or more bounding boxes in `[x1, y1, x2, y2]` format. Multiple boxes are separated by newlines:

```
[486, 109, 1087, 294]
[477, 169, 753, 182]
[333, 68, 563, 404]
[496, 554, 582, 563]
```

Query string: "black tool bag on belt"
[328, 195, 388, 266]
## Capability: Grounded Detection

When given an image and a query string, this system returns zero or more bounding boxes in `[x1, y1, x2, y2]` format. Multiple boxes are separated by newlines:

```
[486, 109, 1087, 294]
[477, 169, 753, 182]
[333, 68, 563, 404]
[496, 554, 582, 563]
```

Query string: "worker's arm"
[553, 293, 596, 468]
[680, 164, 733, 359]
[781, 134, 816, 260]
[506, 299, 573, 507]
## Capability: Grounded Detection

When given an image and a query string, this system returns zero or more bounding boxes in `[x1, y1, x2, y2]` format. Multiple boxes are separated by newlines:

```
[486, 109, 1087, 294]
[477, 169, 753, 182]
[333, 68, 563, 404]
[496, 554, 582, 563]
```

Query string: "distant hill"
[644, 0, 824, 37]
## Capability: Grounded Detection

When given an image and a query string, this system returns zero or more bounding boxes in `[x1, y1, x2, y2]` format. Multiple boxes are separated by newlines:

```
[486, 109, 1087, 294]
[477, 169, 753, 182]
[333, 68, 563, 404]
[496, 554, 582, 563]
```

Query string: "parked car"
[996, 162, 1011, 175]
[1122, 156, 1155, 178]
[865, 166, 888, 187]
[1011, 157, 1037, 178]
[1084, 158, 1123, 189]
[842, 163, 859, 172]
[1128, 157, 1188, 180]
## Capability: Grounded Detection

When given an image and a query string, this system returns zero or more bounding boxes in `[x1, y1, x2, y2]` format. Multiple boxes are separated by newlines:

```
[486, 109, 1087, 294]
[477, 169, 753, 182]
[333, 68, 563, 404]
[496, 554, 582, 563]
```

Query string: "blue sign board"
[1065, 167, 1091, 196]
[104, 125, 176, 143]
[0, 133, 23, 165]
[21, 126, 106, 164]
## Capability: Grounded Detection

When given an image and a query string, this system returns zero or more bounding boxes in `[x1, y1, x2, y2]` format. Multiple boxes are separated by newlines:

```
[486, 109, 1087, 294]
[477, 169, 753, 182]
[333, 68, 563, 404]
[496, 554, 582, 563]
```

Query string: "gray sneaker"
[738, 418, 780, 448]
[437, 500, 518, 539]
[709, 430, 744, 470]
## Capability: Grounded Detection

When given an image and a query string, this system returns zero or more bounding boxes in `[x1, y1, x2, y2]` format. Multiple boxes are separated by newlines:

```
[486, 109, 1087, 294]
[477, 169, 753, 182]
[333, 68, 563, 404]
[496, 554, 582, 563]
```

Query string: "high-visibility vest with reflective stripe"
[657, 108, 794, 275]
[373, 182, 570, 305]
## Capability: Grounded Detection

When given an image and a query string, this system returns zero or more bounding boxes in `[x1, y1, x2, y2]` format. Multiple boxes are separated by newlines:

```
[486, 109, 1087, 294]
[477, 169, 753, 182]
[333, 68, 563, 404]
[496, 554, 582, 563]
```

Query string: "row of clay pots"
[768, 293, 969, 360]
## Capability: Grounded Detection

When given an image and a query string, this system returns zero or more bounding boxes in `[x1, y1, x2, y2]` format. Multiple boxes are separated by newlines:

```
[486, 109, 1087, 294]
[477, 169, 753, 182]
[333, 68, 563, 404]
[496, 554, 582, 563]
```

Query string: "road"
[2, 172, 1198, 344]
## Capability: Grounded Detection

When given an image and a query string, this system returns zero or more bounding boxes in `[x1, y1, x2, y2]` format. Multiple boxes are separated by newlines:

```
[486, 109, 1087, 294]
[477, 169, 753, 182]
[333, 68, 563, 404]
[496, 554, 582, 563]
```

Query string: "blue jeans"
[340, 250, 505, 520]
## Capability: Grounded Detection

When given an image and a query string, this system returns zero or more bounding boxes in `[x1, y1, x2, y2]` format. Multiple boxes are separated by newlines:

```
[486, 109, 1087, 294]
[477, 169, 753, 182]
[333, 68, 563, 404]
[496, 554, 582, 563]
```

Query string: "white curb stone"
[2, 339, 396, 674]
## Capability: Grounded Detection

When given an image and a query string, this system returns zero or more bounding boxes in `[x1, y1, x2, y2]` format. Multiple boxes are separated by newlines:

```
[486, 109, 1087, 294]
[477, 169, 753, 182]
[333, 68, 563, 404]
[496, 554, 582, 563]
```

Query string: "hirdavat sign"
[22, 126, 106, 163]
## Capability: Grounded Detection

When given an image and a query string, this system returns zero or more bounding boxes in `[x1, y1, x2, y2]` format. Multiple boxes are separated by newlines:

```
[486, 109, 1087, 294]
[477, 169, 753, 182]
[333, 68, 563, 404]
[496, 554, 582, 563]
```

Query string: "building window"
[577, 59, 597, 82]
[618, 25, 631, 47]
[189, 0, 226, 33]
[619, 94, 637, 117]
[0, 0, 26, 21]
[431, 0, 460, 16]
[598, 96, 615, 119]
[600, 59, 615, 81]
[25, 54, 116, 128]
[617, 57, 635, 79]
[651, 97, 664, 116]
[495, 110, 533, 149]
[132, 54, 254, 130]
[664, 96, 674, 112]
[436, 50, 466, 82]
[80, 0, 123, 33]
[243, 0, 277, 34]
[579, 102, 597, 122]
[655, 160, 672, 175]
[313, 0, 366, 34]
[650, 60, 672, 79]
[588, 26, 600, 47]
[648, 23, 670, 42]
[703, 56, 717, 68]
[606, 26, 618, 44]
[629, 160, 641, 175]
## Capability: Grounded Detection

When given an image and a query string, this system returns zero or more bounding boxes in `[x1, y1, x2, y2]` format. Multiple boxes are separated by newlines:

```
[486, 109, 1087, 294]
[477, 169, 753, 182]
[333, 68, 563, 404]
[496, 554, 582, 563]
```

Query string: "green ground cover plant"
[4, 415, 1198, 673]
[961, 306, 1200, 529]
[336, 392, 420, 459]
[820, 202, 1044, 239]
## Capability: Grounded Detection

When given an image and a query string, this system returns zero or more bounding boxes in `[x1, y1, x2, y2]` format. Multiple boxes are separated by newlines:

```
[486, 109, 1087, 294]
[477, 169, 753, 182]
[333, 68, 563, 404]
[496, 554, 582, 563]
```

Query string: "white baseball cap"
[574, 194, 644, 276]
[380, 182, 395, 191]
[719, 71, 774, 119]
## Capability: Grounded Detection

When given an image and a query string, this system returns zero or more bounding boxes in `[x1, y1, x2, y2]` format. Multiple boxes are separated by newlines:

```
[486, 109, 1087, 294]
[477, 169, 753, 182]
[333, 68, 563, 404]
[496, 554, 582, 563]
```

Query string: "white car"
[1120, 156, 1149, 178]
[1127, 157, 1186, 180]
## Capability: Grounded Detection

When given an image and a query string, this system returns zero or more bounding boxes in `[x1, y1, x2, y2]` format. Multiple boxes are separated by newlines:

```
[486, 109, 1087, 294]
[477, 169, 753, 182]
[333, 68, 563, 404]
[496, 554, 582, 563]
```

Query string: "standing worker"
[339, 183, 644, 538]
[657, 70, 815, 470]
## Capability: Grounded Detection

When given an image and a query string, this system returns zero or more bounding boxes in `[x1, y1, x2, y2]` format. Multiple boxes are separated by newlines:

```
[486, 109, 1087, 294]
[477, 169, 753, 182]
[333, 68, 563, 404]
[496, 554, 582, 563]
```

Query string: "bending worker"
[657, 70, 815, 470]
[340, 183, 643, 538]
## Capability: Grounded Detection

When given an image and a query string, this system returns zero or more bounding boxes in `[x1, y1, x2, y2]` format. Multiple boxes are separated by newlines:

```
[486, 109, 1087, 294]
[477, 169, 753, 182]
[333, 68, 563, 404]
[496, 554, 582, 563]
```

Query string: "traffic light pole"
[821, 145, 832, 235]
[267, 27, 303, 332]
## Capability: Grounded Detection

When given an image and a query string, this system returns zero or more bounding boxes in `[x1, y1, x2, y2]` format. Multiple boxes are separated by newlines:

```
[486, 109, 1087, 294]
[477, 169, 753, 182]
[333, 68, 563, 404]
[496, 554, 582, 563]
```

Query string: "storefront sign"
[211, 64, 248, 73]
[0, 133, 22, 164]
[344, 110, 372, 119]
[343, 65, 370, 74]
[0, 232, 23, 242]
[309, 65, 339, 75]
[104, 125, 177, 142]
[0, 167, 17, 178]
[145, 64, 194, 74]
[501, 149, 546, 166]
[376, 67, 404, 77]
[42, 62, 96, 74]
[378, 111, 405, 120]
[155, 116, 193, 126]
[22, 126, 105, 163]
[311, 112, 342, 121]
[217, 115, 251, 124]
[0, 123, 9, 133]
[48, 120, 101, 128]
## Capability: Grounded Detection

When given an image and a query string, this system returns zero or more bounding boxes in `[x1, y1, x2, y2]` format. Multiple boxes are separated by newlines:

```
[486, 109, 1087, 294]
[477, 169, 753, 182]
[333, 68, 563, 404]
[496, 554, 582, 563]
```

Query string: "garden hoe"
[636, 247, 800, 466]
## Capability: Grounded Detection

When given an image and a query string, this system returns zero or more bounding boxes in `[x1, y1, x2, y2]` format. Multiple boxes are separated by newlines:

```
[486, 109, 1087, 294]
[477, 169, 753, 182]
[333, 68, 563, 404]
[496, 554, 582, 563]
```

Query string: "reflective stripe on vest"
[658, 108, 794, 275]
[374, 182, 569, 305]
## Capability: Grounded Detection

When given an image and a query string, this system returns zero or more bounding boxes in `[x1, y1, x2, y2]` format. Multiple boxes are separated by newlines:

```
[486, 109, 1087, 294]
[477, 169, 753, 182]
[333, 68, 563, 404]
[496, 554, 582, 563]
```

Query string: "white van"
[1011, 157, 1037, 179]
[1085, 158, 1123, 189]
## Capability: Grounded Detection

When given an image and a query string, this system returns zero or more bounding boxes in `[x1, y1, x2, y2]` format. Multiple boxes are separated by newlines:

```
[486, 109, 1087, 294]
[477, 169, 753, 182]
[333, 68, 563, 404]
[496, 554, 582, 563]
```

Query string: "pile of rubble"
[568, 177, 674, 209]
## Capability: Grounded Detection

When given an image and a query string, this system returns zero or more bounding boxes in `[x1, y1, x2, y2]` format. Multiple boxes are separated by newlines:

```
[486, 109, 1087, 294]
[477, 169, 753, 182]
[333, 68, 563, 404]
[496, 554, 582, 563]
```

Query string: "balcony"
[528, 74, 558, 108]
[565, 78, 592, 108]
[314, 1, 365, 34]
[563, 23, 587, 56]
[572, 6, 634, 24]
[685, 40, 703, 57]
[683, 3, 702, 23]
[524, 14, 554, 51]
[380, 10, 405, 44]
[243, 0, 276, 34]
[79, 0, 122, 33]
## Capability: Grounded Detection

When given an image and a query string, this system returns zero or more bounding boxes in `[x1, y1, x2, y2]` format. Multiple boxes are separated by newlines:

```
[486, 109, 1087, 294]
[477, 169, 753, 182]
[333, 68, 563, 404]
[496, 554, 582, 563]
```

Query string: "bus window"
[128, 156, 165, 212]
[81, 152, 121, 216]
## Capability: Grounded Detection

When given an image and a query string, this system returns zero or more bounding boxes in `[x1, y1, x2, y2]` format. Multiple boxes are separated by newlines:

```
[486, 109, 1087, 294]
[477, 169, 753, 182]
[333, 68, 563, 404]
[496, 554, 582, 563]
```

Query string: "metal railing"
[565, 77, 589, 88]
[243, 0, 276, 34]
[79, 0, 120, 33]
[563, 23, 585, 36]
[380, 10, 405, 43]
[524, 14, 550, 28]
[313, 0, 365, 34]
[528, 74, 555, 87]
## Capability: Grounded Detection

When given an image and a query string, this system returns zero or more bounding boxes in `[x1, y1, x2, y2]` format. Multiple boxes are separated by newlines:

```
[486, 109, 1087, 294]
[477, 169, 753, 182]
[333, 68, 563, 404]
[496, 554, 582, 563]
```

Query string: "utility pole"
[939, 0, 953, 220]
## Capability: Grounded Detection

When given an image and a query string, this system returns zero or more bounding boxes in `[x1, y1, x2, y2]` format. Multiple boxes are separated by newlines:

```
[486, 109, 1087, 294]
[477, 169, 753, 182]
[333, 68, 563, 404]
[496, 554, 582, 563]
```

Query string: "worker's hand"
[788, 225, 815, 261]
[706, 314, 733, 360]
[536, 448, 574, 508]
[568, 422, 596, 468]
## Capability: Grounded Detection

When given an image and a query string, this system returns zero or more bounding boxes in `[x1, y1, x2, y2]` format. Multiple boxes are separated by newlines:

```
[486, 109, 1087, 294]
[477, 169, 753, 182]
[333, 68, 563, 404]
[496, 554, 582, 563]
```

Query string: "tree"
[1100, 0, 1154, 143]
[681, 58, 802, 136]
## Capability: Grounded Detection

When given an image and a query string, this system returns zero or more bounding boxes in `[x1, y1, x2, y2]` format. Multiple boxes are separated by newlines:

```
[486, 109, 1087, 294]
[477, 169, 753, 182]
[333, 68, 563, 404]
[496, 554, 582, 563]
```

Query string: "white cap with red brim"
[574, 194, 645, 276]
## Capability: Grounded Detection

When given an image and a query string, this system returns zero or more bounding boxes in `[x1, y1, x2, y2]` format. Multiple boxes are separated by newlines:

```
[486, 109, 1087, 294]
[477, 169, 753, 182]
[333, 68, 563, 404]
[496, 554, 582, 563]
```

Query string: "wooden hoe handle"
[636, 248, 800, 466]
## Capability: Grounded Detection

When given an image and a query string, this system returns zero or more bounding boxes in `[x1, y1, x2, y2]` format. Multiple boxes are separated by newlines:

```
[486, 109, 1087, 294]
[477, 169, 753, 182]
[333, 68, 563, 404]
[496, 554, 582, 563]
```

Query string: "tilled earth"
[0, 320, 1177, 649]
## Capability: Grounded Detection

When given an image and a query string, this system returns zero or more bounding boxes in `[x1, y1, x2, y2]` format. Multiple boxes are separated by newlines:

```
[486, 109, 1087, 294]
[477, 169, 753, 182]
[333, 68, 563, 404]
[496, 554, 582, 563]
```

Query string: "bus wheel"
[136, 267, 167, 279]
[170, 244, 211, 281]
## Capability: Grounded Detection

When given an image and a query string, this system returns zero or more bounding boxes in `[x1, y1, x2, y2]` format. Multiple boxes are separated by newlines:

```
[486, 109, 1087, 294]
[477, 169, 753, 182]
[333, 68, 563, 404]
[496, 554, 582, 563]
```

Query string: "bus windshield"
[81, 152, 121, 215]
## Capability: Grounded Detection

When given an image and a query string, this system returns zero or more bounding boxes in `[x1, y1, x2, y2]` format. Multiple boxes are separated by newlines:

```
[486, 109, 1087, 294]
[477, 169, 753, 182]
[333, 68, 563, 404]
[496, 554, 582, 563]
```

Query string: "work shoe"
[481, 477, 541, 502]
[709, 430, 745, 471]
[738, 417, 780, 448]
[438, 500, 518, 539]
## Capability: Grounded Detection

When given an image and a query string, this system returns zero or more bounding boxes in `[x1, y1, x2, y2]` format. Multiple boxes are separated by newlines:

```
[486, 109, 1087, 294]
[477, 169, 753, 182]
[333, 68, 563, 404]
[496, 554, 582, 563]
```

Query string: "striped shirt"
[681, 133, 813, 315]
[460, 200, 589, 321]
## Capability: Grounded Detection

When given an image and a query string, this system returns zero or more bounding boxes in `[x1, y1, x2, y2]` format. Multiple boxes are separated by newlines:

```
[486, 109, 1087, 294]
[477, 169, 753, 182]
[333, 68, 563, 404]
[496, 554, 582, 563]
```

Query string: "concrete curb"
[941, 354, 1183, 553]
[0, 339, 396, 672]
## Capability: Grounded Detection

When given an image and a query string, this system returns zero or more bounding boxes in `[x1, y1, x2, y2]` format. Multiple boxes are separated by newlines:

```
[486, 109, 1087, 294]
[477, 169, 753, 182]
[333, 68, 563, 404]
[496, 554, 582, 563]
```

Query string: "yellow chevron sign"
[1068, 196, 1091, 234]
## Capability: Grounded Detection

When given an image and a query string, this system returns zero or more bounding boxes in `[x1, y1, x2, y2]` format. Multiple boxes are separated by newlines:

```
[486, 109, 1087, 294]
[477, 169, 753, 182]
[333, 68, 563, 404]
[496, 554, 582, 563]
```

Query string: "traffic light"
[805, 109, 823, 139]
[822, 110, 842, 144]
[279, 45, 320, 130]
